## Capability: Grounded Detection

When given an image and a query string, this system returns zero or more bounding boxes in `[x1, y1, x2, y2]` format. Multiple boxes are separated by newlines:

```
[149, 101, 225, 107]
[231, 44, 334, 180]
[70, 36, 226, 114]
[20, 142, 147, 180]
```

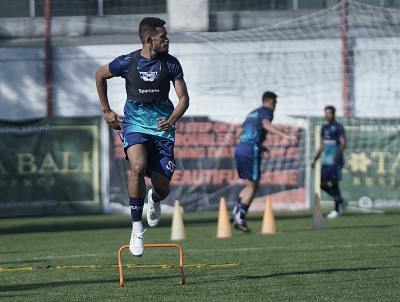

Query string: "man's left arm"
[334, 136, 346, 163]
[157, 79, 190, 131]
[334, 125, 346, 163]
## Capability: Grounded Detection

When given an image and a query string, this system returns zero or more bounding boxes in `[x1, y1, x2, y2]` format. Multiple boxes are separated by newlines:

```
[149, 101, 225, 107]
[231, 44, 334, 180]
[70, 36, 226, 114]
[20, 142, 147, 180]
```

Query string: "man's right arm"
[262, 119, 297, 142]
[95, 64, 121, 130]
[235, 127, 243, 139]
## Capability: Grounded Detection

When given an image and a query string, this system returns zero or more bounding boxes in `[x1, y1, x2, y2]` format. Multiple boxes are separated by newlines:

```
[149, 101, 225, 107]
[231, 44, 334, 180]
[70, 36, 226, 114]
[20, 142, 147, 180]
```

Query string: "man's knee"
[130, 164, 146, 179]
[247, 180, 259, 191]
[150, 171, 171, 200]
[153, 185, 170, 200]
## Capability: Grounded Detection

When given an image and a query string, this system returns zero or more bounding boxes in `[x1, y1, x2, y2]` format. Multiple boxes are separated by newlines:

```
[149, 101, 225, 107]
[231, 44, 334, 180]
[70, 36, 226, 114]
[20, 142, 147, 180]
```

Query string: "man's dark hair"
[262, 91, 278, 103]
[325, 105, 336, 114]
[139, 17, 166, 43]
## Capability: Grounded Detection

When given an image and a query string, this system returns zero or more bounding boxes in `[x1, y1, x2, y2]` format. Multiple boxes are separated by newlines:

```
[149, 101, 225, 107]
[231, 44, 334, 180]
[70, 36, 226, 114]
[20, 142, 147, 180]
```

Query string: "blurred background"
[0, 0, 399, 217]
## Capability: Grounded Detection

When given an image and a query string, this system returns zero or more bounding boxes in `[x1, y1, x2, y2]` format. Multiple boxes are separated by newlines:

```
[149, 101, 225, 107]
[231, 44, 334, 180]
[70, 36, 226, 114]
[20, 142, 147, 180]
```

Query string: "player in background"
[311, 106, 348, 219]
[230, 91, 297, 232]
[95, 17, 189, 256]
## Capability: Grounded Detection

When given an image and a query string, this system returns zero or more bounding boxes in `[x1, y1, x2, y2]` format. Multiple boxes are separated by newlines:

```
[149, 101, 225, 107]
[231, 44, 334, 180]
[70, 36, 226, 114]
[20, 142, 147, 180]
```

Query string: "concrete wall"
[209, 9, 321, 31]
[1, 2, 399, 122]
[1, 37, 399, 123]
[168, 0, 209, 32]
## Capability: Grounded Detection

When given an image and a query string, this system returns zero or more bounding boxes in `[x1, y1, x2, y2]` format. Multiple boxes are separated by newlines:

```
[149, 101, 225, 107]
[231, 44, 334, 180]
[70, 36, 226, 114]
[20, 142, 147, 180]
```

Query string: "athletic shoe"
[327, 210, 340, 219]
[339, 198, 349, 215]
[232, 219, 252, 232]
[129, 229, 146, 257]
[147, 189, 161, 227]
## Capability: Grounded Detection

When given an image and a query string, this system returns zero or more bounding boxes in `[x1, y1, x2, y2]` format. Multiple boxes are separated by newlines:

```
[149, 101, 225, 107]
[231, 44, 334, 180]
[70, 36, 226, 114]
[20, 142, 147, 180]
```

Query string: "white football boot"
[327, 210, 340, 219]
[129, 229, 146, 257]
[147, 189, 161, 227]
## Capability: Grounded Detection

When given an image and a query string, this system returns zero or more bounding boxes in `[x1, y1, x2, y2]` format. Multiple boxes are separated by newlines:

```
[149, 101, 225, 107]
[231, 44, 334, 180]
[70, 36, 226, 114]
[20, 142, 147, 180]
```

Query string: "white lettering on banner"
[0, 125, 51, 133]
[358, 196, 400, 208]
[374, 198, 400, 207]
[0, 200, 58, 208]
[360, 125, 400, 132]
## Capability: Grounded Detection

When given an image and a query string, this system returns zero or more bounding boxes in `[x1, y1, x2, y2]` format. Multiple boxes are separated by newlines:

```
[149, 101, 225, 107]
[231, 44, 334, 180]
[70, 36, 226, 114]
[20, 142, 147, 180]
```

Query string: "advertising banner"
[0, 117, 102, 217]
[109, 117, 306, 212]
[310, 117, 400, 209]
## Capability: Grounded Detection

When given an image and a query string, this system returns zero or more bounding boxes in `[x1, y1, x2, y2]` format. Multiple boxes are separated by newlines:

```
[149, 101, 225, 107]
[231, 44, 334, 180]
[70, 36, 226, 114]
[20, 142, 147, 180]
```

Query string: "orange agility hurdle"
[118, 244, 186, 287]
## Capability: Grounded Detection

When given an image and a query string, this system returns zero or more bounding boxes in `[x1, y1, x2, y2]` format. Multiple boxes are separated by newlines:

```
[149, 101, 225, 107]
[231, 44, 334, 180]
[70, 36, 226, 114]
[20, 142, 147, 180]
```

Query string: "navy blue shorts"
[235, 142, 261, 181]
[321, 163, 342, 181]
[119, 132, 176, 180]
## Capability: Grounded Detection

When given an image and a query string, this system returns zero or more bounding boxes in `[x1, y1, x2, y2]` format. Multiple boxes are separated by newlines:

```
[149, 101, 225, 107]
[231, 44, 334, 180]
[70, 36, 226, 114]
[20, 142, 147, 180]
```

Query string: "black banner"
[109, 117, 305, 212]
[0, 117, 102, 217]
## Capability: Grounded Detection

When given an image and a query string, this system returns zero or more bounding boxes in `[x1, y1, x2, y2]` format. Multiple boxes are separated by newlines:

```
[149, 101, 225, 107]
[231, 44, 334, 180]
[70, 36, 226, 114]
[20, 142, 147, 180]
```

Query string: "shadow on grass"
[0, 259, 49, 265]
[272, 222, 400, 233]
[180, 212, 314, 226]
[0, 274, 182, 292]
[0, 214, 220, 235]
[1, 211, 399, 235]
[0, 294, 32, 299]
[0, 215, 131, 235]
[327, 223, 400, 230]
[0, 249, 55, 254]
[229, 265, 400, 281]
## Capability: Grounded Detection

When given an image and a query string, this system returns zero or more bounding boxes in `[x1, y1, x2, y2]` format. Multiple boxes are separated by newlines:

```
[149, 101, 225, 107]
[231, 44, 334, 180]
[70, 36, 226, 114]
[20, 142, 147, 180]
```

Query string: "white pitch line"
[187, 243, 397, 253]
[1, 243, 397, 263]
[348, 206, 385, 214]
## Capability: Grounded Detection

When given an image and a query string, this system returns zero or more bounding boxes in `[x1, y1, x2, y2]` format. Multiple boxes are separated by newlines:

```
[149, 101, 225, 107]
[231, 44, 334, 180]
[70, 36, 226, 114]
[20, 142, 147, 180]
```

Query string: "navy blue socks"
[232, 197, 241, 215]
[237, 202, 250, 220]
[129, 197, 145, 222]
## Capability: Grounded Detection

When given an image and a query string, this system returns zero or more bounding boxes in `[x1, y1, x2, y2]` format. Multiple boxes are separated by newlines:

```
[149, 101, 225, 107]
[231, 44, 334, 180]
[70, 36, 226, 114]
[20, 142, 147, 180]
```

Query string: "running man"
[230, 91, 297, 232]
[311, 105, 348, 219]
[95, 17, 189, 256]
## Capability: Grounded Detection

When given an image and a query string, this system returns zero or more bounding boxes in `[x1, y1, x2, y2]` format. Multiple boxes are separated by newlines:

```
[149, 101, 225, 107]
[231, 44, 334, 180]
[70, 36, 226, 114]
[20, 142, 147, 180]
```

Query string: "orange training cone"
[312, 193, 325, 230]
[216, 197, 232, 238]
[261, 195, 277, 234]
[171, 200, 186, 240]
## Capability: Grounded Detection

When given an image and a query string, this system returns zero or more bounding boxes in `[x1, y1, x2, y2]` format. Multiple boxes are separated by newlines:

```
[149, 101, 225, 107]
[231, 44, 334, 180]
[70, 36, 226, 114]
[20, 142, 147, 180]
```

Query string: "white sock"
[132, 221, 143, 233]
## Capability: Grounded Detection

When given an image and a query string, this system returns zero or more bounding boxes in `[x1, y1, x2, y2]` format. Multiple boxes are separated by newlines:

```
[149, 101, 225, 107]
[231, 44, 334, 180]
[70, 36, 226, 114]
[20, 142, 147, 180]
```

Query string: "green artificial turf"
[1, 210, 399, 301]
